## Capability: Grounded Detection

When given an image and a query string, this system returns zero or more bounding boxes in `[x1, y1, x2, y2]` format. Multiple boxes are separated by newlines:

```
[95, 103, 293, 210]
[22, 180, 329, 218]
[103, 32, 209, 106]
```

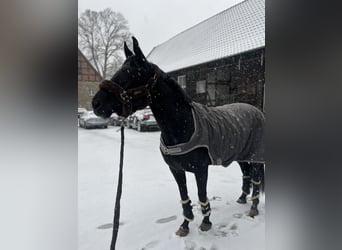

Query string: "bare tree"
[78, 8, 132, 79]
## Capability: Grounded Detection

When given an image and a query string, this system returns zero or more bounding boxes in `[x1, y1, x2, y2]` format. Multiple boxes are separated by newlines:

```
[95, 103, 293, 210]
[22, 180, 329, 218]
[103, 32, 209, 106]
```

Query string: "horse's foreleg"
[170, 168, 193, 237]
[195, 167, 212, 231]
[248, 163, 264, 217]
[237, 162, 252, 204]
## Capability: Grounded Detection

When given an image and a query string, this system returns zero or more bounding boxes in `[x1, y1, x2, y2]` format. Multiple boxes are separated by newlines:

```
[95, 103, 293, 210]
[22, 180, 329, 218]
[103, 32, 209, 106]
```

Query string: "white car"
[78, 107, 87, 118]
[79, 111, 109, 129]
[127, 107, 159, 132]
[109, 113, 127, 126]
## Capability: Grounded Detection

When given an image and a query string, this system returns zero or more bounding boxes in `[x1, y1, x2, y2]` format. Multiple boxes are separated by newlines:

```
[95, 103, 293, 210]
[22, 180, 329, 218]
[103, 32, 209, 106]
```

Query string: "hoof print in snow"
[229, 223, 239, 237]
[155, 215, 177, 224]
[141, 240, 159, 249]
[233, 213, 243, 219]
[210, 245, 218, 250]
[97, 221, 124, 230]
[212, 225, 229, 238]
[213, 223, 238, 238]
[96, 223, 113, 230]
[210, 196, 222, 201]
[184, 239, 196, 250]
[211, 230, 228, 237]
[229, 223, 238, 230]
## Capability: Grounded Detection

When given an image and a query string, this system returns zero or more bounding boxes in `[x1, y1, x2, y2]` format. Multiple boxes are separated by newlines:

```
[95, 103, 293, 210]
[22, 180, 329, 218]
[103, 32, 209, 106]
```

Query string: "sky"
[78, 0, 244, 54]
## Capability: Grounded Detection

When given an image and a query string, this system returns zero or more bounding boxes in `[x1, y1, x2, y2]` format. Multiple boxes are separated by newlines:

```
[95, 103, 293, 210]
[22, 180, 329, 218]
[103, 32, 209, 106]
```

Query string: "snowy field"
[78, 126, 265, 250]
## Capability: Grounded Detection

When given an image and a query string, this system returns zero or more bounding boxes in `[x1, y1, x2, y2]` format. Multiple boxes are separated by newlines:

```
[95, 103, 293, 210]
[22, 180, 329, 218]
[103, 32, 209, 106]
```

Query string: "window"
[177, 75, 186, 89]
[207, 71, 216, 83]
[196, 80, 206, 94]
[217, 69, 230, 82]
[207, 84, 216, 106]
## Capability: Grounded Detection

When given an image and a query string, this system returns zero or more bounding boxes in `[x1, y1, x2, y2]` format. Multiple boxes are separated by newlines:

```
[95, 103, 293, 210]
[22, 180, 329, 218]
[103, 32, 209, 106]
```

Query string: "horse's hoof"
[200, 222, 212, 231]
[237, 198, 247, 204]
[176, 226, 189, 237]
[248, 208, 259, 217]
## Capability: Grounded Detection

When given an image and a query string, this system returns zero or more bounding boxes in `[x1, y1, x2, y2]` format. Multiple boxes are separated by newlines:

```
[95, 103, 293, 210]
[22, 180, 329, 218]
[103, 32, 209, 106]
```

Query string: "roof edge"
[165, 46, 265, 74]
[150, 0, 248, 52]
[78, 48, 103, 80]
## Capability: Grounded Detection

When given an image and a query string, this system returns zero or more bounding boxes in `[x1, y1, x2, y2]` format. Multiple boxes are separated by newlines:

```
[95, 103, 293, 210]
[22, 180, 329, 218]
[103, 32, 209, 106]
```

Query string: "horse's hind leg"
[248, 163, 264, 217]
[237, 162, 252, 204]
[195, 167, 212, 231]
[169, 167, 194, 237]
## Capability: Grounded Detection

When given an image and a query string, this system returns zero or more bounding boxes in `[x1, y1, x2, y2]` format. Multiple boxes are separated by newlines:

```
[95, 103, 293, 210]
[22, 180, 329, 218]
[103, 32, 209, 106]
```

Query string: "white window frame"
[196, 80, 206, 94]
[177, 75, 187, 89]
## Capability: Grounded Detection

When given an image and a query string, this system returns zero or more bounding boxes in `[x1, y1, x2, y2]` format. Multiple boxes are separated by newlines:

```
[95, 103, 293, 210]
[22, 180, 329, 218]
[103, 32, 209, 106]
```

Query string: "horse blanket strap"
[160, 102, 265, 166]
[99, 64, 161, 117]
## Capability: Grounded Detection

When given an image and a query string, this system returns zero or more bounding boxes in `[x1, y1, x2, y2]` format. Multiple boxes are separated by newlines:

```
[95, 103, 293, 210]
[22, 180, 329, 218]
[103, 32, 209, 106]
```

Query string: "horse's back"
[192, 102, 265, 166]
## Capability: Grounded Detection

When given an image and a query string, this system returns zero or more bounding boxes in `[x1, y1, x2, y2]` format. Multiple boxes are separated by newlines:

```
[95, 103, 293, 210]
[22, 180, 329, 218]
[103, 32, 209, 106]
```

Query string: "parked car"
[79, 111, 109, 129]
[127, 107, 159, 132]
[78, 107, 87, 118]
[109, 113, 127, 126]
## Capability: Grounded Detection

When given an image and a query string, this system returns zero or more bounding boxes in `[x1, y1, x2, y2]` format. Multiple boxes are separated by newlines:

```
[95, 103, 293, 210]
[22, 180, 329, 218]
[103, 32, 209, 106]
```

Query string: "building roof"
[78, 48, 102, 82]
[147, 0, 265, 73]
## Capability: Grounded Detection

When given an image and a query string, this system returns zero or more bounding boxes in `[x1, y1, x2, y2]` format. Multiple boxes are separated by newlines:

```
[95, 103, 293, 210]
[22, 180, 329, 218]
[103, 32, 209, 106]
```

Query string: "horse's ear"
[132, 36, 147, 62]
[124, 41, 133, 58]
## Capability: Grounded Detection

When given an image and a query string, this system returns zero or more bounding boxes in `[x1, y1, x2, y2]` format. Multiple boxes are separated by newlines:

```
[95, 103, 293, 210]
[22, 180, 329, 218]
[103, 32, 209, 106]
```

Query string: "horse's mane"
[149, 62, 192, 104]
[163, 74, 192, 104]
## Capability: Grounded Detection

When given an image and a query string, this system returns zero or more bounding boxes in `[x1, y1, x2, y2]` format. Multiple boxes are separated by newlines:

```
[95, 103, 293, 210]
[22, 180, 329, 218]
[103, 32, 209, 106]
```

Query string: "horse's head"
[92, 37, 157, 118]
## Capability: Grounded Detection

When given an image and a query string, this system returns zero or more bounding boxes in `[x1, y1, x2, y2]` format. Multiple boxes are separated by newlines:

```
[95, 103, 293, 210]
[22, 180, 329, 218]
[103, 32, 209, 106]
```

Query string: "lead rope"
[110, 121, 125, 250]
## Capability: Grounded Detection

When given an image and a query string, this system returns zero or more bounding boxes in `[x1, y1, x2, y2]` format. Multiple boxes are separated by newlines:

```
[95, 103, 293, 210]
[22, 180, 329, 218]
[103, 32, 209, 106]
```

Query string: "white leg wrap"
[183, 215, 194, 222]
[251, 179, 261, 185]
[198, 199, 209, 206]
[180, 199, 190, 204]
[248, 194, 260, 201]
[202, 209, 211, 217]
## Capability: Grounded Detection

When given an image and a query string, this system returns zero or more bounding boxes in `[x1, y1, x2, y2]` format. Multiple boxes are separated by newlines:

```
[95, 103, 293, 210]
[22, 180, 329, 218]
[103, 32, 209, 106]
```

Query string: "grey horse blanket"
[160, 102, 265, 167]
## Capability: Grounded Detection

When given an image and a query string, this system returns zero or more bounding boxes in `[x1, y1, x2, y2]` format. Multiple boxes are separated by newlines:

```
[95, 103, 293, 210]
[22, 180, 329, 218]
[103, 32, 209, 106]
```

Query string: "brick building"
[78, 49, 102, 110]
[147, 0, 265, 111]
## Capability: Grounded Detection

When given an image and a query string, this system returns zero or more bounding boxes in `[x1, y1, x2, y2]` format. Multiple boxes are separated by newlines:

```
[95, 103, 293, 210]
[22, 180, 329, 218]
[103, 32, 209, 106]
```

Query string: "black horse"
[92, 37, 265, 237]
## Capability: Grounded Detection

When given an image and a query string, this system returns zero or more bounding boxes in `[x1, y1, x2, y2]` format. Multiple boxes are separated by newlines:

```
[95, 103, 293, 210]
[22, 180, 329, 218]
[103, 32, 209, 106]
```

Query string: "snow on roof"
[147, 0, 265, 73]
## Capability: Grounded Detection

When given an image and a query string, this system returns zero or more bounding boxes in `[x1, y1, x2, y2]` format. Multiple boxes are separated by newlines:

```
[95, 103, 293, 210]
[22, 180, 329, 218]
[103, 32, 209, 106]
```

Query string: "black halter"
[99, 64, 160, 117]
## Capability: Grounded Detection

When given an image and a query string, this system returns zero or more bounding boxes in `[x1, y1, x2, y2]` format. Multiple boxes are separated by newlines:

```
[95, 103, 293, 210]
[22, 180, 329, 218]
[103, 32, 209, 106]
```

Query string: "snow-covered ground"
[78, 126, 265, 250]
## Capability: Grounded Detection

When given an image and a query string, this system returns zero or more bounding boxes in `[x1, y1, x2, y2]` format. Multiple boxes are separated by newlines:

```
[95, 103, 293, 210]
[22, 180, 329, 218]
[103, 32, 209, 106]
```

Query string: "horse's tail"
[259, 163, 265, 194]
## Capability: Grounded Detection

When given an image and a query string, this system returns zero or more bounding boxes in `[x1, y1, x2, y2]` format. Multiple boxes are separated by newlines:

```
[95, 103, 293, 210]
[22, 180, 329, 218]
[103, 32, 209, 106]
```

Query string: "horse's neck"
[150, 74, 194, 146]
